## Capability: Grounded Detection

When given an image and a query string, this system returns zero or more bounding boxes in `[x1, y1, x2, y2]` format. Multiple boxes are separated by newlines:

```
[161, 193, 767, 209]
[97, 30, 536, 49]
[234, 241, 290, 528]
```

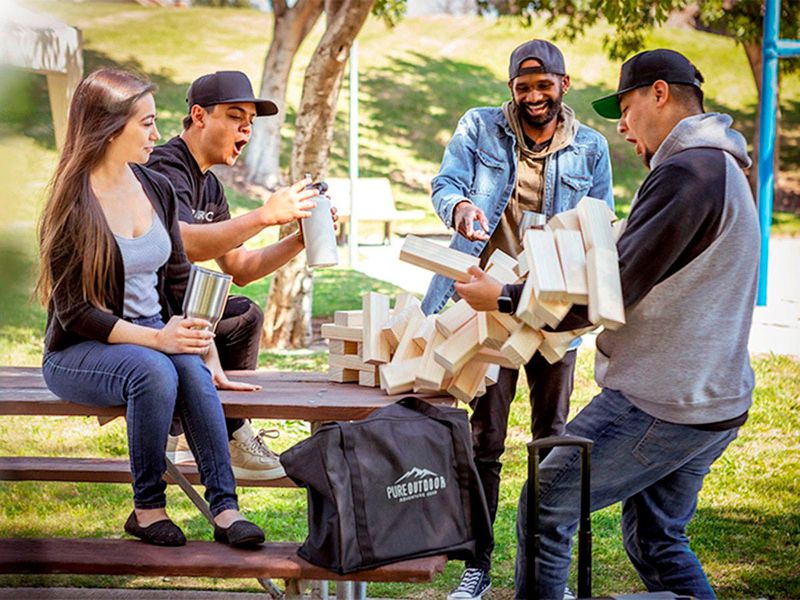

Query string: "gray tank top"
[114, 214, 172, 319]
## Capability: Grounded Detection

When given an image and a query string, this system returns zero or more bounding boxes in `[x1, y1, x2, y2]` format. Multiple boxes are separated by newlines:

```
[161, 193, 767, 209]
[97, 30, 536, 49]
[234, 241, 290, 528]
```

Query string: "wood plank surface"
[0, 538, 447, 582]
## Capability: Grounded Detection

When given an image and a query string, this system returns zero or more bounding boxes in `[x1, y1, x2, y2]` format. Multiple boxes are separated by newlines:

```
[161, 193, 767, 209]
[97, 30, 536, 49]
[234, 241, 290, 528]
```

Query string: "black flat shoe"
[214, 519, 265, 547]
[124, 510, 186, 547]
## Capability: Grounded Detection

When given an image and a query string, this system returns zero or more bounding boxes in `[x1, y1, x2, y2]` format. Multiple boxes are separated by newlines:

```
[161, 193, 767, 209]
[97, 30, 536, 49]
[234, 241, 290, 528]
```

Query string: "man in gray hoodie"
[454, 49, 759, 599]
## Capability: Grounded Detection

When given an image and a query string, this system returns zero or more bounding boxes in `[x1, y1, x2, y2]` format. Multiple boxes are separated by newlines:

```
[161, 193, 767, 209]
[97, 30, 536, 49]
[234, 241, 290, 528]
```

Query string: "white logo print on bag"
[386, 467, 447, 503]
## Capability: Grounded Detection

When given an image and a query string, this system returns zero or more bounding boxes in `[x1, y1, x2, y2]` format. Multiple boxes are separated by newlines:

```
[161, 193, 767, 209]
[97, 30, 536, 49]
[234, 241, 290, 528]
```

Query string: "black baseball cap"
[186, 71, 278, 117]
[592, 49, 704, 119]
[508, 39, 566, 81]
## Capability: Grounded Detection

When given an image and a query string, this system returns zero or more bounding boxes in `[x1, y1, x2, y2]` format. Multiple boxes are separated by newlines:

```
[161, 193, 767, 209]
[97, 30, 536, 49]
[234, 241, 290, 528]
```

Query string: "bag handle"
[340, 422, 376, 565]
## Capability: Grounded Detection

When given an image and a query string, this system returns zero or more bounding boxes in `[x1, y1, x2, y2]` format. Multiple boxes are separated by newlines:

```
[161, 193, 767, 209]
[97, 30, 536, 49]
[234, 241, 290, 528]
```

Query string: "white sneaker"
[165, 434, 195, 464]
[448, 567, 491, 600]
[563, 586, 577, 600]
[229, 421, 286, 480]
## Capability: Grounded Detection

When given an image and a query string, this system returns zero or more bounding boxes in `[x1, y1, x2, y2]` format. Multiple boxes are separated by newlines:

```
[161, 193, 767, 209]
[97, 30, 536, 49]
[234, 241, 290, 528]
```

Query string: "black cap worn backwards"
[592, 49, 704, 119]
[508, 39, 566, 81]
[186, 71, 278, 117]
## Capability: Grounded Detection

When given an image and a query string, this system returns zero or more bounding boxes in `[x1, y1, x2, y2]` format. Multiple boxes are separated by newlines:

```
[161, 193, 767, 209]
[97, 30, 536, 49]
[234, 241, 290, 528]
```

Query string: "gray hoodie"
[594, 113, 759, 424]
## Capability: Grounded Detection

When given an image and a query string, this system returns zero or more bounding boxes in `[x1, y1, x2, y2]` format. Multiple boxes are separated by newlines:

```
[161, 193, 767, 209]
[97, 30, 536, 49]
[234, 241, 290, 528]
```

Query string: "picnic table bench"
[0, 366, 453, 598]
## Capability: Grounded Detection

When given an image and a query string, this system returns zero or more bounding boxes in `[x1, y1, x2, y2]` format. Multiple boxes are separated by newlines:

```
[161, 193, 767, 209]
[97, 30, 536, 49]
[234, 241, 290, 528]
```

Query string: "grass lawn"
[0, 2, 799, 597]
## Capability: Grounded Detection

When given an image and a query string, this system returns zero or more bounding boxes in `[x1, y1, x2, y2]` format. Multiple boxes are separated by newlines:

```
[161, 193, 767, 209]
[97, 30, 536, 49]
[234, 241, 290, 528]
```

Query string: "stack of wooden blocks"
[321, 196, 626, 403]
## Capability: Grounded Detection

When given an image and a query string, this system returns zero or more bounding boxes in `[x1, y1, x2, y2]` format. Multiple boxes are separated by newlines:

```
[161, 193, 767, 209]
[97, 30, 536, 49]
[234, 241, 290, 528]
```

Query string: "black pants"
[467, 350, 577, 571]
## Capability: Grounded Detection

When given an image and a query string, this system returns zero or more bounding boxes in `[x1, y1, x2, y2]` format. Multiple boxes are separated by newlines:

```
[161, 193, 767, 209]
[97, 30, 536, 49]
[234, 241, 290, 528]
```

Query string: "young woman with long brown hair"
[36, 68, 264, 547]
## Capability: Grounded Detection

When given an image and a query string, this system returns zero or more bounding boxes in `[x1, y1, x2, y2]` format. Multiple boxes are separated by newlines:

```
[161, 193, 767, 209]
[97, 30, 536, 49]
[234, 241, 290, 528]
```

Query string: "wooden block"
[379, 357, 422, 395]
[539, 327, 595, 365]
[394, 292, 421, 311]
[547, 208, 581, 232]
[334, 310, 363, 327]
[586, 247, 625, 330]
[329, 340, 358, 355]
[362, 292, 391, 365]
[524, 229, 567, 302]
[447, 361, 490, 403]
[477, 312, 489, 345]
[328, 366, 359, 383]
[415, 331, 448, 392]
[485, 262, 519, 285]
[434, 316, 482, 373]
[555, 229, 589, 304]
[577, 196, 616, 253]
[382, 304, 424, 350]
[481, 312, 512, 351]
[612, 218, 627, 242]
[474, 347, 518, 369]
[358, 367, 379, 387]
[329, 354, 376, 372]
[435, 299, 476, 337]
[517, 248, 530, 276]
[412, 314, 437, 351]
[399, 235, 480, 283]
[486, 249, 518, 273]
[484, 363, 500, 387]
[515, 278, 547, 329]
[490, 310, 519, 333]
[533, 298, 573, 329]
[321, 324, 362, 342]
[392, 312, 426, 362]
[500, 325, 544, 367]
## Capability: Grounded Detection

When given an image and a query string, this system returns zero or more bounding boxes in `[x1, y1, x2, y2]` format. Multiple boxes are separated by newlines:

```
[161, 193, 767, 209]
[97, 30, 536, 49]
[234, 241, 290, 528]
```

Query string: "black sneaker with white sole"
[447, 567, 491, 600]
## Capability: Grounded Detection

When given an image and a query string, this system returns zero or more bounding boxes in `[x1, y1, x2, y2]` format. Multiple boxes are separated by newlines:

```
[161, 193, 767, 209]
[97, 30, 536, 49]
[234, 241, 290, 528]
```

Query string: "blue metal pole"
[756, 0, 780, 306]
[777, 39, 800, 57]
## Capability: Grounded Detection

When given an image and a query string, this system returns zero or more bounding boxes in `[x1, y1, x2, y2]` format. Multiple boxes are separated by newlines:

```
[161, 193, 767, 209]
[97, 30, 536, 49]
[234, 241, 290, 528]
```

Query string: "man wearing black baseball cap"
[422, 39, 613, 600]
[147, 71, 328, 481]
[454, 48, 759, 599]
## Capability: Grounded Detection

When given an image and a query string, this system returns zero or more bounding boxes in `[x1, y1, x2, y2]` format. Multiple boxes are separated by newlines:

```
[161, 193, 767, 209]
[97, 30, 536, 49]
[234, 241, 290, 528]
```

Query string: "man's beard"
[516, 93, 563, 129]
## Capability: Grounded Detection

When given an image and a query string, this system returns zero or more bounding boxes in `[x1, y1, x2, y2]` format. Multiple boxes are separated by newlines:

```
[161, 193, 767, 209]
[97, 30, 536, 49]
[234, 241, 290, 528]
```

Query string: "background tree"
[261, 0, 405, 348]
[244, 0, 324, 190]
[477, 0, 800, 191]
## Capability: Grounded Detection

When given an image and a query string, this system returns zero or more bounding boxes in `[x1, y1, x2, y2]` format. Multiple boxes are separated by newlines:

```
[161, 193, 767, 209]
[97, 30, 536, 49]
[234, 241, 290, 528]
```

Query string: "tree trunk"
[261, 0, 375, 349]
[244, 0, 323, 189]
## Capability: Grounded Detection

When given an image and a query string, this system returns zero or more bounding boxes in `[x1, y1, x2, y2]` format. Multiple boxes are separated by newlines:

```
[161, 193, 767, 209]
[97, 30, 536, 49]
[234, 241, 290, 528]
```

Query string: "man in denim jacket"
[423, 40, 613, 600]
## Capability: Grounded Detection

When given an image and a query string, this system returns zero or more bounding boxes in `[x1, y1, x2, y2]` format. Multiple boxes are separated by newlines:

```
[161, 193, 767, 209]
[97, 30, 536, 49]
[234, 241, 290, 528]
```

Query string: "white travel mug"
[301, 193, 339, 268]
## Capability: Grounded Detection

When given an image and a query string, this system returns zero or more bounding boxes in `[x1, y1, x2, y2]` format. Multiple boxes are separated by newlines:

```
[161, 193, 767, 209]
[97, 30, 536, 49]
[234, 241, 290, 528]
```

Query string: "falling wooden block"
[490, 310, 519, 333]
[399, 235, 480, 283]
[485, 262, 519, 285]
[500, 325, 544, 367]
[435, 299, 477, 337]
[539, 327, 596, 365]
[474, 347, 518, 369]
[328, 366, 359, 383]
[516, 277, 547, 329]
[447, 361, 490, 403]
[392, 312, 426, 362]
[547, 208, 581, 232]
[329, 340, 359, 355]
[394, 292, 421, 311]
[517, 248, 530, 276]
[586, 247, 625, 330]
[524, 229, 567, 302]
[481, 312, 512, 350]
[486, 248, 519, 274]
[434, 316, 482, 373]
[334, 310, 363, 327]
[533, 298, 573, 329]
[329, 354, 377, 372]
[379, 357, 422, 395]
[484, 363, 500, 387]
[382, 304, 424, 350]
[412, 314, 437, 351]
[612, 218, 627, 242]
[577, 196, 616, 253]
[555, 229, 589, 304]
[358, 367, 379, 387]
[321, 324, 363, 342]
[362, 292, 391, 365]
[415, 330, 448, 392]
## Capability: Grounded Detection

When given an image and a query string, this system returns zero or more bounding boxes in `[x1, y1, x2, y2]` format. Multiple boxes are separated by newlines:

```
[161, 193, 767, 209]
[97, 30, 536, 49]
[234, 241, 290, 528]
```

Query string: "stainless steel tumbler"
[182, 265, 232, 331]
[518, 210, 547, 241]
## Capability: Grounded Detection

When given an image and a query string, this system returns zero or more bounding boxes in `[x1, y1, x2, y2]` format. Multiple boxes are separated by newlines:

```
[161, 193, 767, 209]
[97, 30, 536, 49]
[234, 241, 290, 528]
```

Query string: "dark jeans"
[42, 315, 239, 515]
[515, 388, 738, 599]
[214, 295, 264, 439]
[467, 350, 577, 571]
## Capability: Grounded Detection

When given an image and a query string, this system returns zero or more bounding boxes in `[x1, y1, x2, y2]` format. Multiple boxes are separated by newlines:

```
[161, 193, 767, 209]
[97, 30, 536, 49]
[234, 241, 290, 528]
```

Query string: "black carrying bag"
[280, 397, 492, 574]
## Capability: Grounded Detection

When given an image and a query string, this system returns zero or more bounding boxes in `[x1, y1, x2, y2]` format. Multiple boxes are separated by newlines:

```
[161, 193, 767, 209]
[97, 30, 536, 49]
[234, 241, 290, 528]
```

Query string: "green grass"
[1, 3, 799, 597]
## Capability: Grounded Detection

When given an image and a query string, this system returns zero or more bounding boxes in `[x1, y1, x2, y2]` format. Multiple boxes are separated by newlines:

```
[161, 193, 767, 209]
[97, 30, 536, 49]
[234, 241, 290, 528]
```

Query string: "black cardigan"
[44, 164, 190, 353]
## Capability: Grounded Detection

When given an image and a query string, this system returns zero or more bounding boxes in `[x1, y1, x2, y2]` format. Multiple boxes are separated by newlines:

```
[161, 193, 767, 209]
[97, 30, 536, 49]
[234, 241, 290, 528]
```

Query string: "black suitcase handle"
[527, 435, 593, 600]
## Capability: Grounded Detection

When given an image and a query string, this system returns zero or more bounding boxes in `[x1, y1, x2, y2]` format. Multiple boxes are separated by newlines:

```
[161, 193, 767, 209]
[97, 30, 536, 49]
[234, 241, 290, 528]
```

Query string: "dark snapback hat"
[592, 49, 704, 119]
[508, 39, 566, 80]
[187, 71, 278, 117]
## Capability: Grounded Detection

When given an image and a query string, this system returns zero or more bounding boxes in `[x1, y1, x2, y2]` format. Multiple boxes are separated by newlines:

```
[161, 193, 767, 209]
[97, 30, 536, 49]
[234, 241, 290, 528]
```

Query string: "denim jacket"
[422, 106, 614, 316]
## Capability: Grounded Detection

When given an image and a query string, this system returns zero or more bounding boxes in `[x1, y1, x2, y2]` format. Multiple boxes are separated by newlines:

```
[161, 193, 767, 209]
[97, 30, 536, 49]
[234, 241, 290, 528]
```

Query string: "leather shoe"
[124, 511, 186, 546]
[214, 519, 265, 547]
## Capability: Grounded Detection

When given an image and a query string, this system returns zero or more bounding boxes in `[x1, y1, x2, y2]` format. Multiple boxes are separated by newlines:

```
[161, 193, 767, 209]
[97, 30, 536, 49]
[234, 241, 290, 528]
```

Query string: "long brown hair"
[35, 69, 157, 310]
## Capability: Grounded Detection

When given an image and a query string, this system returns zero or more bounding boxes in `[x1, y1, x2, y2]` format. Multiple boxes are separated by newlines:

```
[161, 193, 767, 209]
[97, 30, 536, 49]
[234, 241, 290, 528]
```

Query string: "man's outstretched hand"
[453, 200, 490, 241]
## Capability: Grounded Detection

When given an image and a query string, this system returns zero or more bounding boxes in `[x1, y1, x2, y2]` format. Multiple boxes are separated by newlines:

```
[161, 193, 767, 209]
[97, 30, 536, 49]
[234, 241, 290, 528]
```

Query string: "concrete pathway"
[354, 236, 799, 357]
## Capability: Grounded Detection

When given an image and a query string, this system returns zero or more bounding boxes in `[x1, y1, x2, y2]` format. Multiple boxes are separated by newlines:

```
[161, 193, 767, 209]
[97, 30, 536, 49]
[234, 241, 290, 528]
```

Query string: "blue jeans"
[43, 315, 238, 516]
[515, 388, 738, 599]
